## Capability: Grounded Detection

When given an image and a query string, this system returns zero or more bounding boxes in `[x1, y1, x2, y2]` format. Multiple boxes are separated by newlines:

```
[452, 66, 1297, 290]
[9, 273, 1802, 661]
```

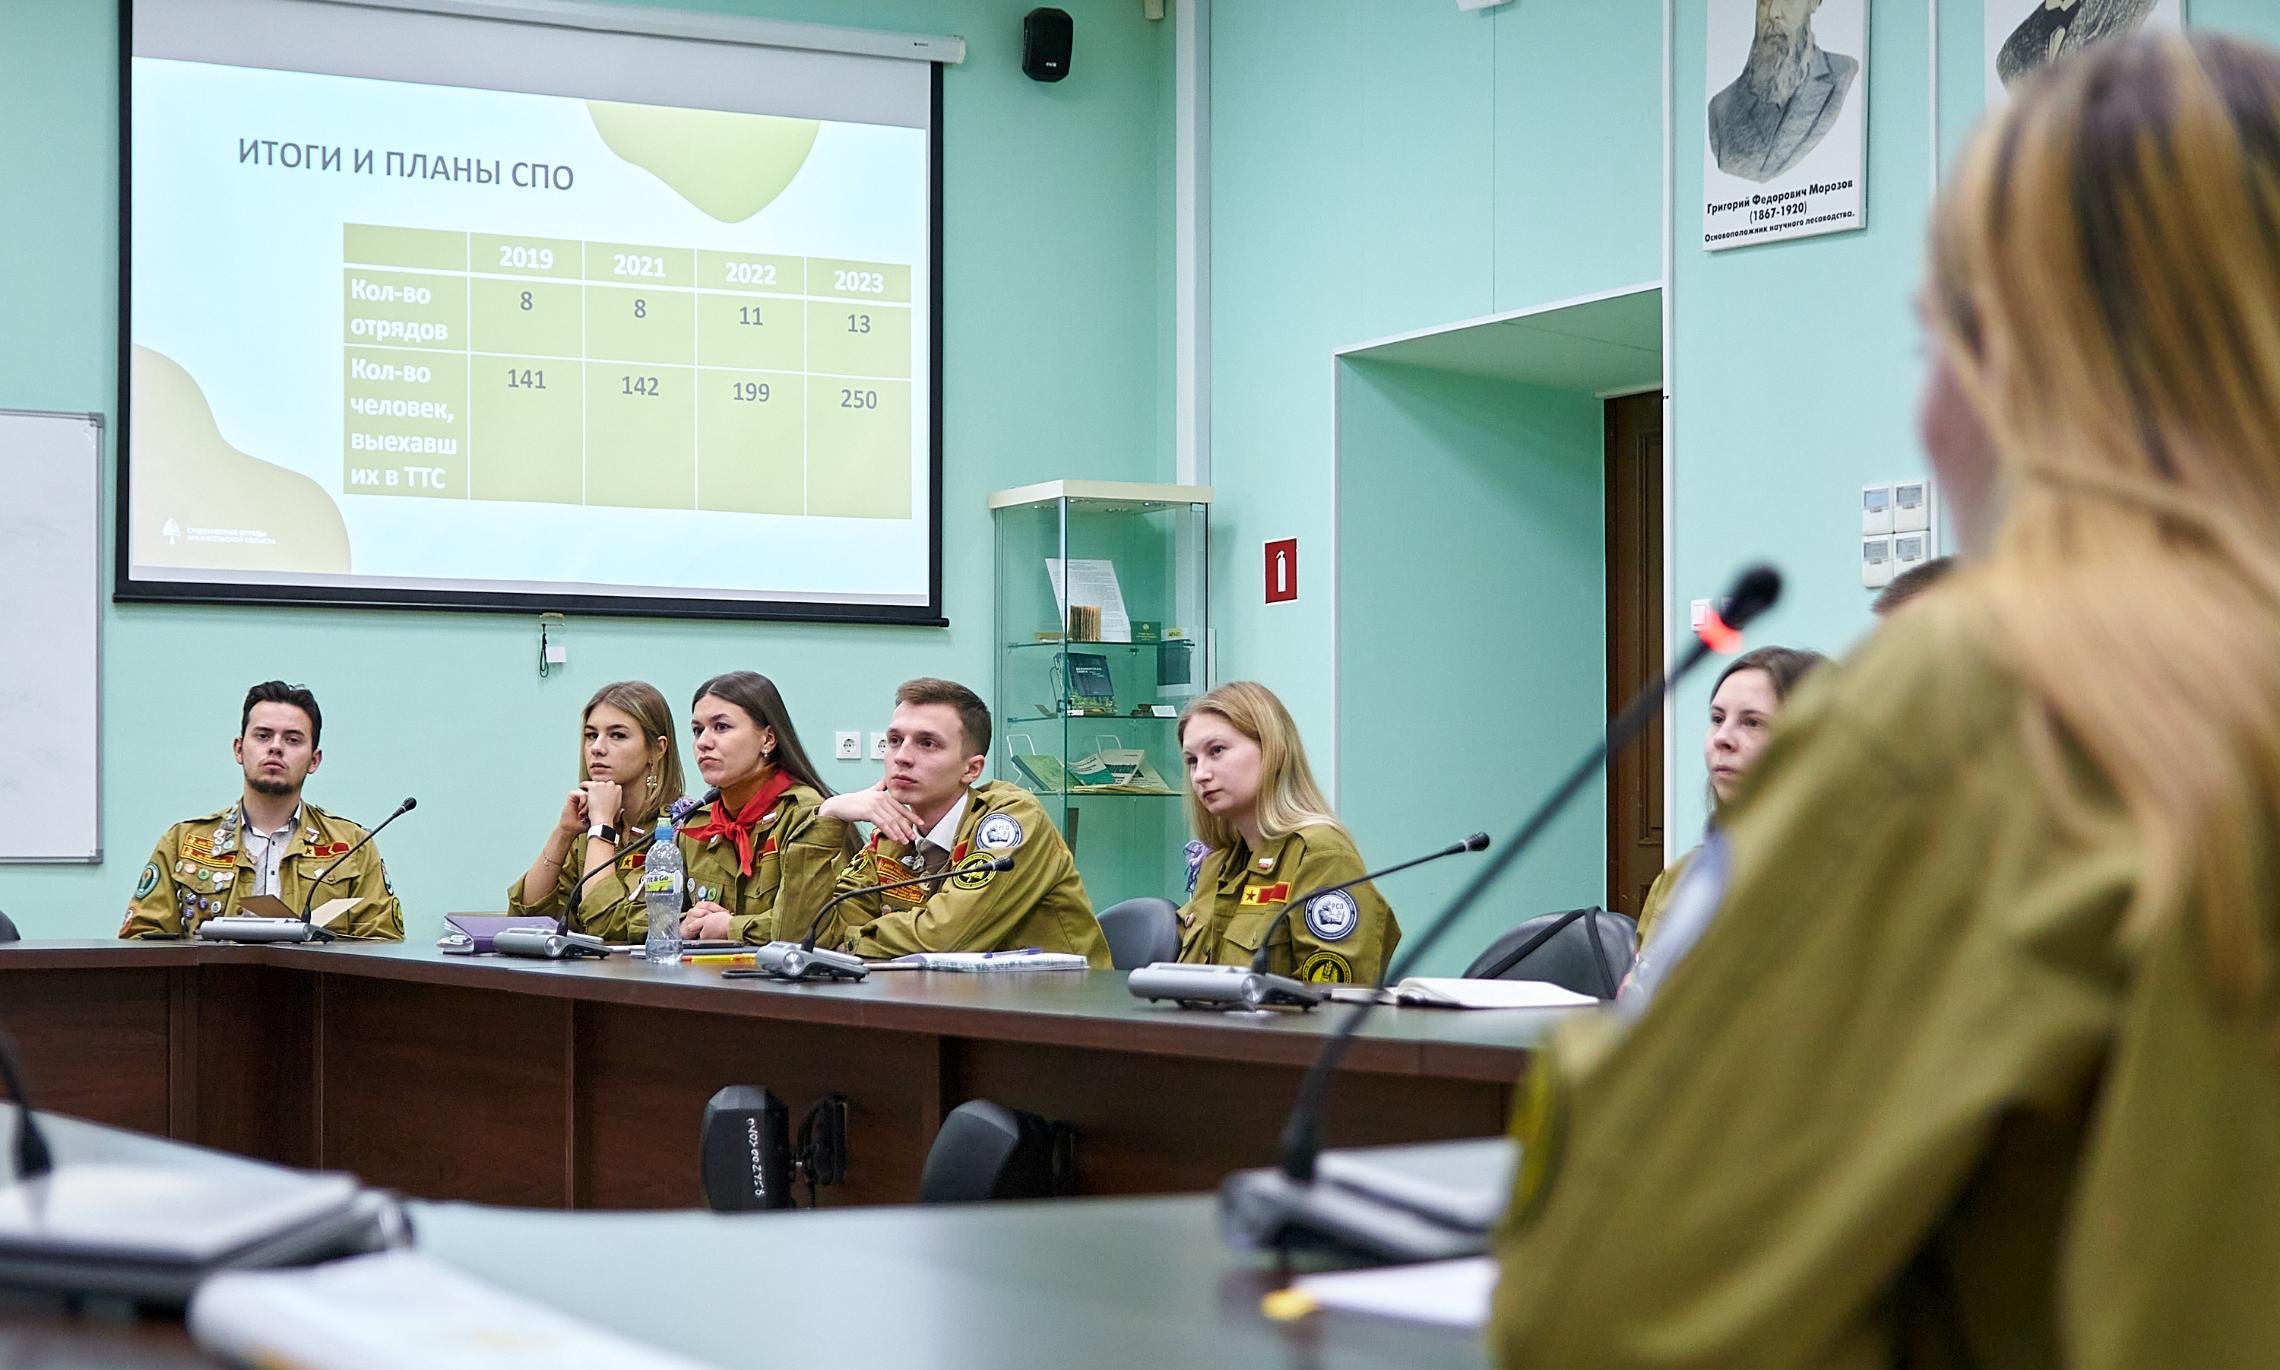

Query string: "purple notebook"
[443, 914, 556, 954]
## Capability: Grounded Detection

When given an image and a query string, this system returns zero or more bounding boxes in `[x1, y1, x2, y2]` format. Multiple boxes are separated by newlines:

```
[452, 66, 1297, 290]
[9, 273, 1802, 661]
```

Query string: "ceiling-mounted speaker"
[1023, 8, 1072, 83]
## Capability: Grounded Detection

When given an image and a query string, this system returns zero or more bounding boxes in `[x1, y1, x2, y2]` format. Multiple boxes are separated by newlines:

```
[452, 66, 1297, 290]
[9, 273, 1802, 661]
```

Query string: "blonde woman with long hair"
[1494, 33, 2280, 1366]
[510, 680, 686, 942]
[1174, 681, 1399, 985]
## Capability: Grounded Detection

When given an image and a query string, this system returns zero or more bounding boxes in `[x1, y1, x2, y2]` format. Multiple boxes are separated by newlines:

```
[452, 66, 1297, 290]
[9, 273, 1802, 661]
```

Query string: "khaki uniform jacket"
[825, 781, 1109, 967]
[1492, 589, 2280, 1368]
[1175, 824, 1399, 986]
[504, 819, 661, 943]
[673, 787, 849, 944]
[119, 800, 403, 941]
[1630, 845, 1697, 948]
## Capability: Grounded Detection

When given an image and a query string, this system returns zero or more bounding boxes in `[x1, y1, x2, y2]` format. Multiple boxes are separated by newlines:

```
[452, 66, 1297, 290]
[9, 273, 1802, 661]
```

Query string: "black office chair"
[919, 1100, 1075, 1204]
[0, 910, 18, 944]
[1462, 907, 1637, 999]
[1095, 896, 1179, 970]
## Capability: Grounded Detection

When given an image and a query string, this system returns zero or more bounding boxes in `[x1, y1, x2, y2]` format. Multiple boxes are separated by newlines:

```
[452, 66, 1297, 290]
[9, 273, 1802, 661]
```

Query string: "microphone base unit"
[1127, 962, 1324, 1011]
[491, 928, 612, 960]
[195, 917, 332, 945]
[738, 941, 871, 983]
[1218, 1164, 1490, 1265]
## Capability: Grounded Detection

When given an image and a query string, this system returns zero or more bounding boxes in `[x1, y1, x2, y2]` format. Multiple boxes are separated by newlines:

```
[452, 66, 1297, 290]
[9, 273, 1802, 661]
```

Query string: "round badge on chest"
[976, 814, 1024, 851]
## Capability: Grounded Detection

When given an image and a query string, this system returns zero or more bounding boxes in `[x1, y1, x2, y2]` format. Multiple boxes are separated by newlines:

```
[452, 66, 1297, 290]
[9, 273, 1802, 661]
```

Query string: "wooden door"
[1605, 391, 1664, 916]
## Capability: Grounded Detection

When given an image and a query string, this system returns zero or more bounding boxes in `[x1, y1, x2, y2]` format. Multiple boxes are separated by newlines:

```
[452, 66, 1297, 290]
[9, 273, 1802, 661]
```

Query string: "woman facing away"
[1494, 33, 2280, 1368]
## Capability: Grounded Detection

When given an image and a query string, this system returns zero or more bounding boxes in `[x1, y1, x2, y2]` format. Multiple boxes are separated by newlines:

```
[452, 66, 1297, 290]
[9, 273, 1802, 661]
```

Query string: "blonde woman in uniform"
[510, 681, 685, 942]
[1631, 645, 1825, 945]
[1174, 681, 1397, 985]
[1496, 34, 2280, 1366]
[673, 671, 852, 944]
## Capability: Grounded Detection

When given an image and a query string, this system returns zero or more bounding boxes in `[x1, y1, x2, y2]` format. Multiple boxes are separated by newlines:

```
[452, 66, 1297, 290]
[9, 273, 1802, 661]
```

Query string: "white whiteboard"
[0, 410, 102, 861]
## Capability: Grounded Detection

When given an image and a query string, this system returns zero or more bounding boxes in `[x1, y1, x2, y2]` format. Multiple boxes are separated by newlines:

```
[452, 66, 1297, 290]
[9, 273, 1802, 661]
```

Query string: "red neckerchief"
[679, 770, 796, 876]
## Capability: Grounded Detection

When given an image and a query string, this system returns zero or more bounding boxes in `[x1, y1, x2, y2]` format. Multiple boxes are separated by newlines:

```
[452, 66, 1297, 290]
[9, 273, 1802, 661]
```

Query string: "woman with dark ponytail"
[673, 672, 852, 944]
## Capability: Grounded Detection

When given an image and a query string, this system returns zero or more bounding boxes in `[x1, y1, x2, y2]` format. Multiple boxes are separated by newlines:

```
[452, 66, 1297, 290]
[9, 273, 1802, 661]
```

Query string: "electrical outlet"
[869, 732, 889, 760]
[834, 730, 860, 760]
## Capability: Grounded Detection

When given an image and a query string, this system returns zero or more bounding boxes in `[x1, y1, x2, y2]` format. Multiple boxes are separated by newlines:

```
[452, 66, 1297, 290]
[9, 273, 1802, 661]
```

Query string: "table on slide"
[342, 224, 913, 518]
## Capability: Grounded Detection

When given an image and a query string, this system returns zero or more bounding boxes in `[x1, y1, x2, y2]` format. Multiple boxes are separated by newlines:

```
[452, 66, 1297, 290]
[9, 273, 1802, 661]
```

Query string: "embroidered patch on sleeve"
[1302, 890, 1360, 942]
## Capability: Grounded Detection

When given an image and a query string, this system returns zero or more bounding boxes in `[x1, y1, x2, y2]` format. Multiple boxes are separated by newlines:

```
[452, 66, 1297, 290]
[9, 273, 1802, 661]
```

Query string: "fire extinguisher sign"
[1264, 538, 1297, 604]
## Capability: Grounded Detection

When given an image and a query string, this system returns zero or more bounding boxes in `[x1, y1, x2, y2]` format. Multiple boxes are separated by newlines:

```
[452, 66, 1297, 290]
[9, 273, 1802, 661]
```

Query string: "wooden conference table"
[0, 1106, 1496, 1368]
[0, 938, 1552, 1210]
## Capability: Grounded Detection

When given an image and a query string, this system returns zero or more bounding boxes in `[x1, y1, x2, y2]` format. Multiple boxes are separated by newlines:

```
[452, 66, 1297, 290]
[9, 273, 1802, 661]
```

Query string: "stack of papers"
[1324, 977, 1599, 1010]
[0, 1165, 362, 1265]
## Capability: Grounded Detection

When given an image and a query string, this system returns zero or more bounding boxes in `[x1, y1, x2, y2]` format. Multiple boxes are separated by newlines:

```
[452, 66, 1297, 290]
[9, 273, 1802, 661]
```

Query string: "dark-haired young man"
[119, 681, 403, 940]
[814, 677, 1108, 966]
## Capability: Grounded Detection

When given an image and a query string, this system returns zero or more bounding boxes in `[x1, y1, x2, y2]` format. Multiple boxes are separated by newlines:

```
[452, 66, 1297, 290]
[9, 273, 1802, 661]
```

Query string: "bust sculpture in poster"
[1995, 0, 2160, 91]
[1708, 0, 1860, 184]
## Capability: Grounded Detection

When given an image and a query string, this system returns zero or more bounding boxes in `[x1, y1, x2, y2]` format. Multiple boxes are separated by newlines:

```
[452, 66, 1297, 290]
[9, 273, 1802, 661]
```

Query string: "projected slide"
[126, 53, 936, 616]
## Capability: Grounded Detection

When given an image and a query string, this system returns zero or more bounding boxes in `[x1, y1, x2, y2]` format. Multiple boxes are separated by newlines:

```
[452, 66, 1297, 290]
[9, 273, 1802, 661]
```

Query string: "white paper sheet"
[1045, 558, 1132, 642]
[1292, 1256, 1497, 1330]
[1394, 977, 1599, 1010]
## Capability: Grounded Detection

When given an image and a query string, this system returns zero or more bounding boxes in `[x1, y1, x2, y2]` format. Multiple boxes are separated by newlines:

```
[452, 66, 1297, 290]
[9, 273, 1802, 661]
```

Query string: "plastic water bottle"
[642, 821, 685, 966]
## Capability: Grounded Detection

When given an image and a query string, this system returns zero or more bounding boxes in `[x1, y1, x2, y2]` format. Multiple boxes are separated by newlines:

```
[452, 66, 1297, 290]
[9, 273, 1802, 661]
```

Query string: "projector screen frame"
[112, 0, 950, 627]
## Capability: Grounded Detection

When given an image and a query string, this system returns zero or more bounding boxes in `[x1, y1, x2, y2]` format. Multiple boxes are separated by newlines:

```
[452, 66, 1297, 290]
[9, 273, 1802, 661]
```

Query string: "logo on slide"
[162, 518, 181, 545]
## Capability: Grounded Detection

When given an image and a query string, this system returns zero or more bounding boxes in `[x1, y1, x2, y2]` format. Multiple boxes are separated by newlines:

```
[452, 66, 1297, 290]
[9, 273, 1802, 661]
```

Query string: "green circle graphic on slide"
[586, 103, 822, 224]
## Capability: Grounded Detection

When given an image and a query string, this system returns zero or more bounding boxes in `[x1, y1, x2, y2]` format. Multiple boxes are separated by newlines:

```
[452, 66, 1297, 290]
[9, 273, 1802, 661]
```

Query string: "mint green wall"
[1663, 0, 1931, 849]
[1666, 4, 2280, 849]
[0, 1, 1172, 936]
[1206, 1, 1658, 970]
[1337, 361, 1605, 974]
[1208, 0, 1663, 771]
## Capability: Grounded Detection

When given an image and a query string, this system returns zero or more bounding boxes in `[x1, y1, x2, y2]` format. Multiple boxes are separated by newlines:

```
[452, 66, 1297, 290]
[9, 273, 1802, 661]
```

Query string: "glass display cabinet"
[988, 480, 1212, 909]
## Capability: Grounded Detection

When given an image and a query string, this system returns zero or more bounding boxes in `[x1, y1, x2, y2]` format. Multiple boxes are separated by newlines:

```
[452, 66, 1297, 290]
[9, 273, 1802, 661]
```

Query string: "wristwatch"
[586, 821, 621, 845]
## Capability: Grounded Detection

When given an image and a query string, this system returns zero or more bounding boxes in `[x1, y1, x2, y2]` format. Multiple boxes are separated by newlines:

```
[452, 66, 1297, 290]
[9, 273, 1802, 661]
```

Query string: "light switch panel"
[1862, 484, 1895, 536]
[1862, 535, 1894, 588]
[1894, 479, 1931, 534]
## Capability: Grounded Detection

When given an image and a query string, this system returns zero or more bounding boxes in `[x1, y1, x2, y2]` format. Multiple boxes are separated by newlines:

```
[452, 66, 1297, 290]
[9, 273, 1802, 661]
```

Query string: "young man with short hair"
[119, 681, 403, 940]
[814, 678, 1108, 966]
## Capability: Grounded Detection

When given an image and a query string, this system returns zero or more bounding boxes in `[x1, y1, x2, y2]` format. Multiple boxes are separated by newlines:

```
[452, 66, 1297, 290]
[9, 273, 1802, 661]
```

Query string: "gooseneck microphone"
[197, 796, 418, 945]
[1219, 565, 1781, 1258]
[498, 789, 717, 961]
[1250, 832, 1491, 975]
[731, 856, 1016, 983]
[0, 1024, 54, 1182]
[495, 833, 659, 960]
[1127, 832, 1491, 1010]
[296, 797, 417, 939]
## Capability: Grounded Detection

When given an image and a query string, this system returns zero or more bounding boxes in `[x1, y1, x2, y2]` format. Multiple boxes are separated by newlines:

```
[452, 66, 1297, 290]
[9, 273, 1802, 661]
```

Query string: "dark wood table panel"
[0, 940, 1553, 1211]
[571, 1002, 942, 1208]
[953, 1037, 1509, 1195]
[189, 963, 319, 1167]
[0, 967, 173, 1136]
[317, 975, 571, 1206]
